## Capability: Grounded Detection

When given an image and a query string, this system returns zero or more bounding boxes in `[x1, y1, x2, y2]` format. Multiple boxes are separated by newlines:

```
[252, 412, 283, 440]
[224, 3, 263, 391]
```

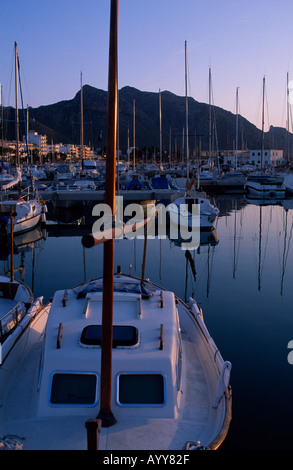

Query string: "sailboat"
[168, 42, 219, 231]
[0, 42, 47, 235]
[245, 77, 285, 199]
[0, 4, 231, 451]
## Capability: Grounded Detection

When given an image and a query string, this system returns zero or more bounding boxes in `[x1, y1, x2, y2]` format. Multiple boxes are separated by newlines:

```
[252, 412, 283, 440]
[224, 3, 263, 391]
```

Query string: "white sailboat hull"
[0, 199, 46, 234]
[168, 196, 219, 231]
[9, 212, 42, 234]
[245, 179, 285, 198]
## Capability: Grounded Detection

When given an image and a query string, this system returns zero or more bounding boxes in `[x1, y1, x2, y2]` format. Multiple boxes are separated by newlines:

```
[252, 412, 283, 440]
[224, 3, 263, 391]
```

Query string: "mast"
[14, 42, 20, 167]
[159, 89, 162, 167]
[261, 76, 265, 170]
[169, 126, 171, 166]
[209, 67, 212, 171]
[286, 72, 290, 165]
[80, 72, 84, 171]
[26, 105, 29, 165]
[97, 0, 119, 428]
[127, 126, 130, 165]
[133, 98, 135, 170]
[185, 41, 189, 181]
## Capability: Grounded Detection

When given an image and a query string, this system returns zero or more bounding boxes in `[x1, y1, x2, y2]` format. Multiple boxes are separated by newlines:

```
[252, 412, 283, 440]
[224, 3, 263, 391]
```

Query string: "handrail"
[159, 323, 164, 350]
[0, 301, 26, 339]
[57, 322, 63, 349]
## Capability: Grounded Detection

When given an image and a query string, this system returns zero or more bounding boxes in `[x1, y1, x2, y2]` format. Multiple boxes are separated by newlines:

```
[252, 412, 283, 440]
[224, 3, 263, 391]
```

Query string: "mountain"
[2, 85, 292, 158]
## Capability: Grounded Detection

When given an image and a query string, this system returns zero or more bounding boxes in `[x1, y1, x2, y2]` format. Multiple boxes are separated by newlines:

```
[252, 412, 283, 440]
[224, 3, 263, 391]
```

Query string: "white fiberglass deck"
[0, 329, 218, 450]
[0, 275, 231, 450]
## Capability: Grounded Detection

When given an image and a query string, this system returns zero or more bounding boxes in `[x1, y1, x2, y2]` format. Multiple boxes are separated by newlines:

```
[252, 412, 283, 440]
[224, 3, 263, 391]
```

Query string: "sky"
[1, 0, 293, 132]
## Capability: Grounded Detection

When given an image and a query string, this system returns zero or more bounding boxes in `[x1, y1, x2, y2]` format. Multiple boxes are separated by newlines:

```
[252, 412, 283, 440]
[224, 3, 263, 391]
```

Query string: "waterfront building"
[27, 131, 47, 157]
[247, 149, 284, 167]
[221, 149, 284, 168]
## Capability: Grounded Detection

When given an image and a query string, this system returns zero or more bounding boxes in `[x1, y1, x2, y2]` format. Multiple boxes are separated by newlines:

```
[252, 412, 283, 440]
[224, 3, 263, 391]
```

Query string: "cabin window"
[49, 372, 98, 406]
[116, 373, 166, 406]
[80, 325, 139, 348]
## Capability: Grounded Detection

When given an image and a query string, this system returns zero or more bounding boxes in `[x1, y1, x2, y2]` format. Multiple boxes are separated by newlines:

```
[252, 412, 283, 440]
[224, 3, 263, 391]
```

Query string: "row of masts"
[2, 48, 293, 171]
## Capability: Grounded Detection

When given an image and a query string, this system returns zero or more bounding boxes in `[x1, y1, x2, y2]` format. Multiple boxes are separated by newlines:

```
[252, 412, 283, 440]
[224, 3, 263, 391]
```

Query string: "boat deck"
[0, 276, 231, 450]
[0, 330, 214, 450]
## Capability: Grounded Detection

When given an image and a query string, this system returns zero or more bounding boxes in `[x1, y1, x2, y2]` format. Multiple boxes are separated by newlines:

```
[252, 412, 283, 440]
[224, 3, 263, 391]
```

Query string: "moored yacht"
[168, 194, 219, 231]
[0, 271, 232, 450]
[244, 77, 285, 200]
[0, 197, 46, 234]
[244, 174, 285, 199]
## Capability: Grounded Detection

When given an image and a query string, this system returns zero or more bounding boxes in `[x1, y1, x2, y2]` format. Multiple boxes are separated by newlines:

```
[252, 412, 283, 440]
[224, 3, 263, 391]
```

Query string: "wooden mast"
[97, 0, 119, 428]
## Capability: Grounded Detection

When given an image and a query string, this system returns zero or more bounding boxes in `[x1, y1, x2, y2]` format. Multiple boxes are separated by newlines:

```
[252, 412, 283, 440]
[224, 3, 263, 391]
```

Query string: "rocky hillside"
[2, 85, 292, 157]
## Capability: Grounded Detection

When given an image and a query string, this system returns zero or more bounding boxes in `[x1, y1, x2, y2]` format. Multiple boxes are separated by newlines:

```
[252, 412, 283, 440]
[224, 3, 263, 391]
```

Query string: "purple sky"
[1, 0, 292, 131]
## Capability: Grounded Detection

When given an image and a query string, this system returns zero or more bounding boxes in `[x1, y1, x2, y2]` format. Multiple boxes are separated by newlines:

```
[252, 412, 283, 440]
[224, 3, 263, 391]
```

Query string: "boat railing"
[21, 185, 39, 201]
[0, 184, 39, 203]
[188, 297, 232, 409]
[0, 301, 27, 341]
[188, 298, 225, 369]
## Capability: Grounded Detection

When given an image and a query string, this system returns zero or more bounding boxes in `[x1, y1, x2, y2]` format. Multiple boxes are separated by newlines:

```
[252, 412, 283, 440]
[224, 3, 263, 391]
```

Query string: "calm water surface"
[2, 195, 293, 450]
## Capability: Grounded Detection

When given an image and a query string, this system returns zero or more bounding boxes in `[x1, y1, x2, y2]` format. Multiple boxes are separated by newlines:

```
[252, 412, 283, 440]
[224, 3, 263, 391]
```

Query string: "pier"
[39, 188, 180, 203]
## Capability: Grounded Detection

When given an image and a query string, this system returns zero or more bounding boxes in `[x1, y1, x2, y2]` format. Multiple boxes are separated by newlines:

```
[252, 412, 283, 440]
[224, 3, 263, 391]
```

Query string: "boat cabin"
[37, 276, 183, 419]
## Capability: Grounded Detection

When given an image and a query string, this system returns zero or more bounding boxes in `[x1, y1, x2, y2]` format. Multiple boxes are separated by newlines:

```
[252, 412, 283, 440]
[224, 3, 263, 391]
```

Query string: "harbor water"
[1, 194, 293, 450]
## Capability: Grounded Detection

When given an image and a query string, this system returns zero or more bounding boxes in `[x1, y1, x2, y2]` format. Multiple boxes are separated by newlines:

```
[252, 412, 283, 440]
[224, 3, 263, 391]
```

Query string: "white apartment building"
[248, 149, 284, 166]
[222, 149, 284, 167]
[78, 145, 95, 159]
[46, 143, 95, 160]
[47, 143, 60, 155]
[26, 131, 47, 156]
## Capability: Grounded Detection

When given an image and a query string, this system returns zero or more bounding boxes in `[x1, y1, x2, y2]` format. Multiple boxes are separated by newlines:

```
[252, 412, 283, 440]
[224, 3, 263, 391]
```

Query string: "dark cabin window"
[117, 373, 165, 405]
[80, 325, 139, 348]
[50, 372, 98, 405]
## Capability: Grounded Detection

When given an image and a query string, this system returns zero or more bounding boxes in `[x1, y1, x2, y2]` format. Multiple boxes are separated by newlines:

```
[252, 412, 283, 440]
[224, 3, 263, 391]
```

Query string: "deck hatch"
[80, 325, 139, 348]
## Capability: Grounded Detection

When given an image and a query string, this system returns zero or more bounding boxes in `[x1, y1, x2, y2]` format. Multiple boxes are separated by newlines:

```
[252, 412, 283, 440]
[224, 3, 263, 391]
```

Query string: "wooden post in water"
[97, 0, 119, 428]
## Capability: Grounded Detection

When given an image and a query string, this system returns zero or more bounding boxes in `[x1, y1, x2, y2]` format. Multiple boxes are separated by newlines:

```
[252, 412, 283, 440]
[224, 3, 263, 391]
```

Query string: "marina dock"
[40, 188, 180, 202]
